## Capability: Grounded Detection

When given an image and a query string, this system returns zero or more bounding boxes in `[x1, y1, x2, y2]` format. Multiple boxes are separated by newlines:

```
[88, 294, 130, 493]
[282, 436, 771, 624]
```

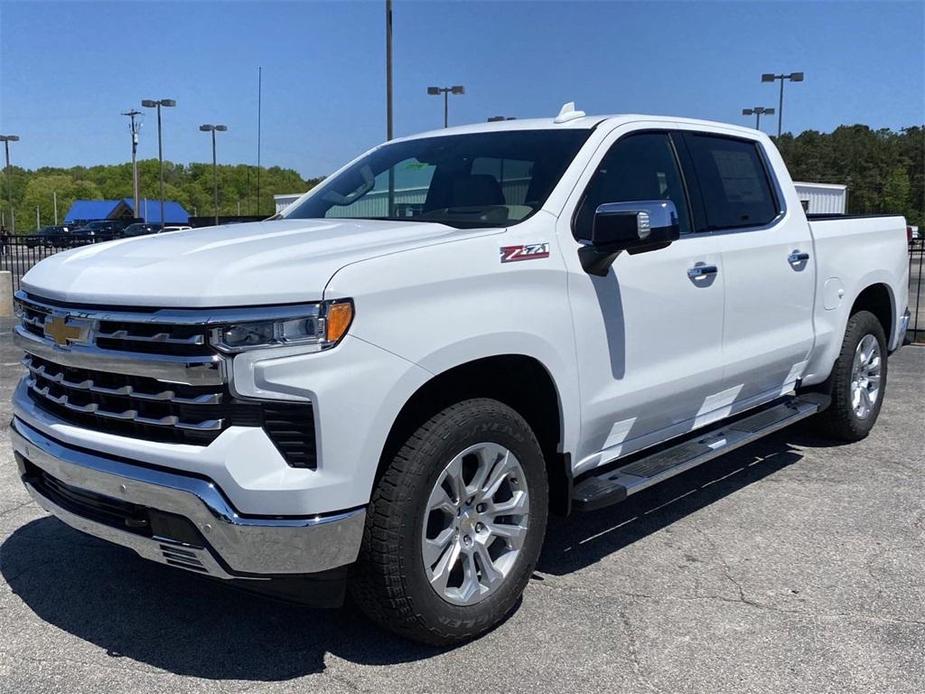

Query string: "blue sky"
[1, 0, 923, 178]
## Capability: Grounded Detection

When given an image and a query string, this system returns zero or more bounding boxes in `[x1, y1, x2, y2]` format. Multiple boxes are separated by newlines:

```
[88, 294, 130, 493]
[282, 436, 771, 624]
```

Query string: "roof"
[63, 199, 122, 223]
[63, 198, 189, 224]
[793, 181, 848, 191]
[135, 198, 189, 224]
[393, 111, 765, 142]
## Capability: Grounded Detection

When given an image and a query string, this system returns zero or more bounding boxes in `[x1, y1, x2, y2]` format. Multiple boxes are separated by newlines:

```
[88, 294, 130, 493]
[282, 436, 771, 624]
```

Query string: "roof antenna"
[554, 101, 586, 124]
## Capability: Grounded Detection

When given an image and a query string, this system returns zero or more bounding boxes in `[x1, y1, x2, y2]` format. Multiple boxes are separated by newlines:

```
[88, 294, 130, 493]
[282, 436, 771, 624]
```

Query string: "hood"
[23, 218, 482, 307]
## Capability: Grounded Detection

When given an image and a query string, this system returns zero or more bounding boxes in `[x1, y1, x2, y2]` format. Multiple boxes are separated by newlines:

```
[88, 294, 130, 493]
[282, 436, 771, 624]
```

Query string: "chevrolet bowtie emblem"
[44, 315, 88, 347]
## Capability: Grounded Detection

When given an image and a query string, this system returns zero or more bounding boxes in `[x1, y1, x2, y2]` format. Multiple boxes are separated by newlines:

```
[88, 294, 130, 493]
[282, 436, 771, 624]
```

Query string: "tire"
[350, 398, 549, 646]
[815, 310, 888, 442]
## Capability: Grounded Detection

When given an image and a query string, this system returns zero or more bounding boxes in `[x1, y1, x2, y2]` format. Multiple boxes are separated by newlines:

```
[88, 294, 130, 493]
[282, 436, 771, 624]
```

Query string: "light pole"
[141, 99, 176, 226]
[761, 72, 804, 137]
[122, 109, 143, 217]
[427, 85, 465, 128]
[199, 124, 228, 225]
[0, 134, 20, 233]
[386, 0, 393, 140]
[741, 106, 775, 130]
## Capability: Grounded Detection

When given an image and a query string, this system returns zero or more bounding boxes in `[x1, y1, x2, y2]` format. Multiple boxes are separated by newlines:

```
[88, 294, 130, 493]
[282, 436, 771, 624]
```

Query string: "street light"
[761, 72, 804, 137]
[741, 106, 775, 130]
[199, 124, 228, 225]
[141, 98, 176, 226]
[427, 85, 465, 128]
[0, 134, 20, 233]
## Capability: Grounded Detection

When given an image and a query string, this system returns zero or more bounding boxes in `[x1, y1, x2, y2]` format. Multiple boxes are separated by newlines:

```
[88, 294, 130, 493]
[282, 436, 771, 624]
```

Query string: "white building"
[274, 194, 302, 215]
[793, 182, 848, 215]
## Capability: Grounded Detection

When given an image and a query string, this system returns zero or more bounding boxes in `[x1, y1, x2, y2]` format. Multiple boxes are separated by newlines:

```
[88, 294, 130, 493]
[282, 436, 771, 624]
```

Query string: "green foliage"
[776, 124, 924, 226]
[0, 159, 322, 233]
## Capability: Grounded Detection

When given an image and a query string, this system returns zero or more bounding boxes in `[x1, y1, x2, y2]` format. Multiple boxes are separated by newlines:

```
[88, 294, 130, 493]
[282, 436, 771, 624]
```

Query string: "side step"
[572, 393, 830, 512]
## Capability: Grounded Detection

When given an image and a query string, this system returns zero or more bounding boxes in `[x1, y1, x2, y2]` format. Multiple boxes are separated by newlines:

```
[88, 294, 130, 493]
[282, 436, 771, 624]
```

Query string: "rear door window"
[679, 133, 779, 231]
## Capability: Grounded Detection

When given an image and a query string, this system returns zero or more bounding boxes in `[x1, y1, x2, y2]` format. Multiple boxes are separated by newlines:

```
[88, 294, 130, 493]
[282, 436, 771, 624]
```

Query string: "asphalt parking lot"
[0, 321, 922, 694]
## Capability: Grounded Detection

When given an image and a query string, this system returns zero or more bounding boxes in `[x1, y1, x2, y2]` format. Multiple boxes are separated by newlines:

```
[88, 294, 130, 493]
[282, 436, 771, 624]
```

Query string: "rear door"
[677, 131, 815, 405]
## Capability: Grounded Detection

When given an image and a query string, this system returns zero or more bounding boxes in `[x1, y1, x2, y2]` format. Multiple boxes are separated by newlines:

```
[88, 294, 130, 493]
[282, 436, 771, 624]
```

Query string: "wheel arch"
[850, 282, 894, 341]
[376, 354, 574, 516]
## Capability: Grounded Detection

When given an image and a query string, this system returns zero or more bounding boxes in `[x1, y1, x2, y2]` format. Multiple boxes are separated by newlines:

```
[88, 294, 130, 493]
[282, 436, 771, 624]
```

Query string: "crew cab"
[9, 104, 910, 645]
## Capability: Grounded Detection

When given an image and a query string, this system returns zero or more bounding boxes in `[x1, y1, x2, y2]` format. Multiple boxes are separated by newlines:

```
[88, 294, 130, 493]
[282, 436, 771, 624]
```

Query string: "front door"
[561, 128, 729, 474]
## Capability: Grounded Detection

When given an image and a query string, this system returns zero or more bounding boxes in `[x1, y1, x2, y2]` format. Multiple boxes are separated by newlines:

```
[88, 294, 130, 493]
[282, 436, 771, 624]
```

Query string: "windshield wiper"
[347, 216, 508, 229]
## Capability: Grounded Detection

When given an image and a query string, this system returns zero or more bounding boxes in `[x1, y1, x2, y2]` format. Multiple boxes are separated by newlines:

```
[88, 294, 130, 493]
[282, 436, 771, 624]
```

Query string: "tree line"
[775, 125, 922, 226]
[0, 159, 323, 231]
[0, 123, 922, 233]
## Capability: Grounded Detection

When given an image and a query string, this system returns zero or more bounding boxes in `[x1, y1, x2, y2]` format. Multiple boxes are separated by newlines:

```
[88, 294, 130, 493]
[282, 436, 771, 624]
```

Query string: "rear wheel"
[350, 398, 548, 645]
[815, 310, 888, 441]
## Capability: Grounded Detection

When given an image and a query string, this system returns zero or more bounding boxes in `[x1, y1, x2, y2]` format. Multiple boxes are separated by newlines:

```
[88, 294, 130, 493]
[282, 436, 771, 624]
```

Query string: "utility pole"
[0, 134, 20, 233]
[122, 109, 143, 216]
[256, 66, 262, 216]
[53, 190, 58, 224]
[386, 0, 395, 214]
[386, 0, 393, 140]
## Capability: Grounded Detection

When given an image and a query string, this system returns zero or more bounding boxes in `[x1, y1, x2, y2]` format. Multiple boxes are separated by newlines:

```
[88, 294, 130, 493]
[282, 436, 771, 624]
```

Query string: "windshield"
[285, 129, 591, 229]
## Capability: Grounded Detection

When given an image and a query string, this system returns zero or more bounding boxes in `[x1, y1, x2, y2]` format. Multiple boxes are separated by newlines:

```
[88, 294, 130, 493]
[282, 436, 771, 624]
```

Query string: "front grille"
[22, 354, 317, 467]
[19, 298, 212, 357]
[16, 292, 318, 468]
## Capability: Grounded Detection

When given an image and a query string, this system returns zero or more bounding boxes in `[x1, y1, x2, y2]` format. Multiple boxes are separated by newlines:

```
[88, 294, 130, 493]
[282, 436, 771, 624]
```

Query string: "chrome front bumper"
[10, 418, 365, 580]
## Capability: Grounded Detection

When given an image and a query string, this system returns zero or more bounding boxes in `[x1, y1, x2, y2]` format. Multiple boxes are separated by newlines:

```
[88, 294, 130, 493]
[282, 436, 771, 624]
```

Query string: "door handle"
[788, 251, 810, 264]
[687, 264, 718, 280]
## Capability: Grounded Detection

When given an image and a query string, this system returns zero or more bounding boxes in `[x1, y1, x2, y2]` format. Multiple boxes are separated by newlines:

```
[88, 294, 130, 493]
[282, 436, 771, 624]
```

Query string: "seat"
[448, 174, 505, 208]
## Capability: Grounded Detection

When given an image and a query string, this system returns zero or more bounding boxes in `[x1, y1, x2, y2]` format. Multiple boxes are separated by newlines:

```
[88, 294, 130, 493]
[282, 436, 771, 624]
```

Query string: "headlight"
[210, 301, 354, 353]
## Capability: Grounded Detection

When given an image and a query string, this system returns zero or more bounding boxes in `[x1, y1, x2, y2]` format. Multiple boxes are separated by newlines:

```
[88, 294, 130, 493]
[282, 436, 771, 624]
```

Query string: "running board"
[572, 393, 830, 512]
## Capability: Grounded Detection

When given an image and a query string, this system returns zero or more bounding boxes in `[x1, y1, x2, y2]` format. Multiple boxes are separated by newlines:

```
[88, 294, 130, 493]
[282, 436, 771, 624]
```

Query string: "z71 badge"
[500, 243, 550, 263]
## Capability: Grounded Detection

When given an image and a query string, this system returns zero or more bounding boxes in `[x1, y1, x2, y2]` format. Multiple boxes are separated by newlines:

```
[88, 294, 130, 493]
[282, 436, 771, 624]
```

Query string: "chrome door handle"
[688, 264, 718, 279]
[788, 251, 810, 264]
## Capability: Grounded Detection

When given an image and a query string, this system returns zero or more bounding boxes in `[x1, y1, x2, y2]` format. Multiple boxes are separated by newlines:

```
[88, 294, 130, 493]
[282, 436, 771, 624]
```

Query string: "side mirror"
[580, 200, 681, 276]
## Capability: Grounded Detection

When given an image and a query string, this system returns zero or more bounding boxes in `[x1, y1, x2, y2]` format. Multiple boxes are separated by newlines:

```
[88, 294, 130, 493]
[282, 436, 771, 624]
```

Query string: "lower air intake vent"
[263, 406, 318, 469]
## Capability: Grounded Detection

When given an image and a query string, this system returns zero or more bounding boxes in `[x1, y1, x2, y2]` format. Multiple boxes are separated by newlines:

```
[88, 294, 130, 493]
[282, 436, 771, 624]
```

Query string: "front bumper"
[10, 417, 365, 580]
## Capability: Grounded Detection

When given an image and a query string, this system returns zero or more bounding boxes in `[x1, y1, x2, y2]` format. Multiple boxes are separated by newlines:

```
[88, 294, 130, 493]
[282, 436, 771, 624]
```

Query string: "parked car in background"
[69, 218, 140, 243]
[160, 225, 193, 233]
[10, 107, 911, 645]
[25, 225, 79, 249]
[908, 225, 921, 247]
[121, 222, 164, 238]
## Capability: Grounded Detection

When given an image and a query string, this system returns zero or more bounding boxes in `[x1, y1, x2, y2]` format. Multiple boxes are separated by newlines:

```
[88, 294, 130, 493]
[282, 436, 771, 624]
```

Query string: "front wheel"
[350, 398, 548, 645]
[814, 310, 888, 441]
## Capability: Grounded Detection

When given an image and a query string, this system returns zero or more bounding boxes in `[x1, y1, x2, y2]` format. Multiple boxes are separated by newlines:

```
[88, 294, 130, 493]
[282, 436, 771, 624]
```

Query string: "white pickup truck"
[10, 105, 910, 645]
